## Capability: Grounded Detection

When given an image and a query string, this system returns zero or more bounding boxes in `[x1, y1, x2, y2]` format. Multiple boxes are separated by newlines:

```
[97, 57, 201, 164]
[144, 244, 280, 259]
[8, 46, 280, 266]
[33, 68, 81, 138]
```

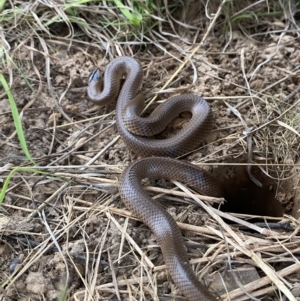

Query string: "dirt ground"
[1, 21, 300, 301]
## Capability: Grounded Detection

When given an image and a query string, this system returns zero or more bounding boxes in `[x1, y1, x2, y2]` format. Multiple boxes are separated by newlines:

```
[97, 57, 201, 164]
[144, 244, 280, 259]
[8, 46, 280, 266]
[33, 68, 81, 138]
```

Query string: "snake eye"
[88, 69, 101, 82]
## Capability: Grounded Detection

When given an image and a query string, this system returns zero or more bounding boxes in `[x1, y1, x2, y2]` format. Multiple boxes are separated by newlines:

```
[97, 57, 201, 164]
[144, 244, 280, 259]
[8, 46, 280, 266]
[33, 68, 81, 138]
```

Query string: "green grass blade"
[0, 0, 6, 11]
[0, 74, 35, 164]
[113, 0, 141, 25]
[0, 167, 48, 205]
[57, 288, 68, 301]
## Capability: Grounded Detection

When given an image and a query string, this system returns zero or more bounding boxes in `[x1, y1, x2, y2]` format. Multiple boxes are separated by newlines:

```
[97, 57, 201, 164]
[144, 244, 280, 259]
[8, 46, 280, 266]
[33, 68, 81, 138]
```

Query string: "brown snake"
[87, 56, 213, 157]
[87, 57, 224, 300]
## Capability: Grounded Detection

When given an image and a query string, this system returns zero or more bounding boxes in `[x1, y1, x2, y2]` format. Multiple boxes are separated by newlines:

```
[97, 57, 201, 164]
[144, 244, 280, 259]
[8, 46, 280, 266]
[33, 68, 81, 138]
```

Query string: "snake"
[87, 56, 213, 157]
[87, 56, 223, 300]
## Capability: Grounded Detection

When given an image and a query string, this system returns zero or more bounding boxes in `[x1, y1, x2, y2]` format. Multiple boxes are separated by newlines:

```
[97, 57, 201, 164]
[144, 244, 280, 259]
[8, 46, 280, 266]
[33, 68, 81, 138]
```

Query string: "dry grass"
[1, 0, 300, 300]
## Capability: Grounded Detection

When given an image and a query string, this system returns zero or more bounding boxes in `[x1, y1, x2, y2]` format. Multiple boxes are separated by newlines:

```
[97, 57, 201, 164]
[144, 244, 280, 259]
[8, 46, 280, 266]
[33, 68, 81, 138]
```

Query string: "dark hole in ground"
[215, 166, 284, 217]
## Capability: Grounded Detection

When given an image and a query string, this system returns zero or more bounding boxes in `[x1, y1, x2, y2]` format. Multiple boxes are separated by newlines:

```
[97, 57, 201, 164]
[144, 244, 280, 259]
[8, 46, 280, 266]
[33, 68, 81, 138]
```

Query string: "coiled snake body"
[88, 57, 223, 301]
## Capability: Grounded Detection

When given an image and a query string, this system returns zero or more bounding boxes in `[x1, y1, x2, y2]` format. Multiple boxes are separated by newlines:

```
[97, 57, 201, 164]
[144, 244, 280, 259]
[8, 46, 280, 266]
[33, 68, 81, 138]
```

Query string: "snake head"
[88, 69, 101, 82]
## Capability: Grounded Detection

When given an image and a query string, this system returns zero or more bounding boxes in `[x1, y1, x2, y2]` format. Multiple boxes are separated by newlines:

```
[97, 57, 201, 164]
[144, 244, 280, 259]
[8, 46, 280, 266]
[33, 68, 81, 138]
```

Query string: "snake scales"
[87, 56, 224, 301]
